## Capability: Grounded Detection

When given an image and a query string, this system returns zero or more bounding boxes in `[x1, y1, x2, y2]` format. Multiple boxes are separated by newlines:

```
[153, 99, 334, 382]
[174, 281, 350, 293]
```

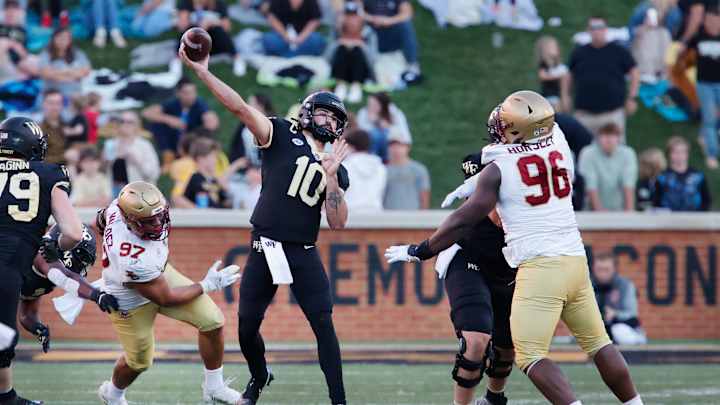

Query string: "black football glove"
[91, 290, 119, 313]
[31, 322, 50, 353]
[39, 236, 62, 263]
[96, 208, 107, 233]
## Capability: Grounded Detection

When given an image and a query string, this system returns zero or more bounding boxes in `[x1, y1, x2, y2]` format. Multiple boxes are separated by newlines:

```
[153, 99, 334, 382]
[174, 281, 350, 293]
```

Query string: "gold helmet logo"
[118, 181, 170, 240]
[487, 90, 555, 144]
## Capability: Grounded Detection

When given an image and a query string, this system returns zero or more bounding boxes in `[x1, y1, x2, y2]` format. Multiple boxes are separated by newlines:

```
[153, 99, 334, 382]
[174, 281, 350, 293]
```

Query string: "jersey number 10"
[0, 172, 40, 222]
[287, 156, 327, 207]
[517, 151, 571, 206]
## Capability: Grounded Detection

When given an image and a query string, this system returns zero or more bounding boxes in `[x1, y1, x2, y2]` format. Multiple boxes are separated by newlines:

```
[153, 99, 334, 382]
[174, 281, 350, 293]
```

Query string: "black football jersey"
[250, 118, 349, 244]
[0, 158, 70, 269]
[458, 217, 515, 281]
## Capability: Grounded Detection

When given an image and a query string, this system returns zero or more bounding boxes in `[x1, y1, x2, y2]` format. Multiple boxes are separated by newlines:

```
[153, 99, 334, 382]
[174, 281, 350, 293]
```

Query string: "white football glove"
[441, 174, 480, 208]
[384, 245, 420, 264]
[200, 260, 241, 293]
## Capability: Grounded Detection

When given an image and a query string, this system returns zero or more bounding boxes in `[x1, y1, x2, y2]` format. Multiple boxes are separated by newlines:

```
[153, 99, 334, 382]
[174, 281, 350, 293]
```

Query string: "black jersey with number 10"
[250, 118, 349, 244]
[0, 158, 70, 269]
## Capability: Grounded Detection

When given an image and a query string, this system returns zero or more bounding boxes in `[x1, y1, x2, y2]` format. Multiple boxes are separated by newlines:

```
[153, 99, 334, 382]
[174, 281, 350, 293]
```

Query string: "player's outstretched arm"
[178, 44, 272, 147]
[386, 164, 501, 263]
[131, 261, 240, 307]
[50, 186, 83, 249]
[18, 299, 50, 353]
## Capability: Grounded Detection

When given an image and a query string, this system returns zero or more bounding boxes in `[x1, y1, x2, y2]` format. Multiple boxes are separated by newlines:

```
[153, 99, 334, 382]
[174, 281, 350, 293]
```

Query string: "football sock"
[486, 388, 506, 402]
[623, 396, 644, 405]
[108, 382, 126, 399]
[308, 312, 345, 404]
[569, 401, 582, 405]
[204, 366, 224, 391]
[238, 317, 268, 381]
[0, 388, 15, 401]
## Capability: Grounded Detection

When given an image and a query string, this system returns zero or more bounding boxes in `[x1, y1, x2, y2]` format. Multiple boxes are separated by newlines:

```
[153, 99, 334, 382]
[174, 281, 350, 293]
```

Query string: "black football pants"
[238, 236, 345, 404]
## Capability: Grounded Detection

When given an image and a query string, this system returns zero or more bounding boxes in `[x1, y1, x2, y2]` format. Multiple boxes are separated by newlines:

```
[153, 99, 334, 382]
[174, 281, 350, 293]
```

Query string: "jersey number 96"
[517, 151, 571, 206]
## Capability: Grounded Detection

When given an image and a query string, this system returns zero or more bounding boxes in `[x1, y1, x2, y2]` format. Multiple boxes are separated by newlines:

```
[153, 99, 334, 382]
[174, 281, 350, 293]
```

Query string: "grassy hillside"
[74, 0, 717, 208]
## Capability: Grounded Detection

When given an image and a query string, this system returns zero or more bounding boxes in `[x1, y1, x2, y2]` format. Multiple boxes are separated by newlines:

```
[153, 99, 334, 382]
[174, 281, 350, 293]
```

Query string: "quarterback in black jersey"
[438, 154, 516, 405]
[181, 45, 350, 405]
[0, 117, 116, 405]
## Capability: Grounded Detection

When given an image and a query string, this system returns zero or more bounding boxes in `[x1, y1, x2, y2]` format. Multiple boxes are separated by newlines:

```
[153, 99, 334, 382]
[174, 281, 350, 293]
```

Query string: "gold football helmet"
[487, 90, 555, 144]
[117, 181, 170, 240]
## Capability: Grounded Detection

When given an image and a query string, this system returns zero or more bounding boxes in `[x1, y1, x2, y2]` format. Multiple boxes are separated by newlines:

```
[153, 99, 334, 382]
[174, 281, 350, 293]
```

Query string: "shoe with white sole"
[97, 381, 128, 405]
[93, 28, 107, 48]
[203, 382, 242, 404]
[110, 29, 127, 48]
[334, 82, 348, 101]
[347, 82, 362, 104]
[233, 56, 247, 77]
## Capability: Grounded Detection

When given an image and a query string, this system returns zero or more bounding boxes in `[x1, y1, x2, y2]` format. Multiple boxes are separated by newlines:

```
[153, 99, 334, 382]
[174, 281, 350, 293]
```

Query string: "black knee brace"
[451, 333, 489, 389]
[486, 345, 514, 379]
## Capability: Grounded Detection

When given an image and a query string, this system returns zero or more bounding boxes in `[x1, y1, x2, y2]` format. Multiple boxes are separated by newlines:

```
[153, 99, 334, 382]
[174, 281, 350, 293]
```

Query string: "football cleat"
[476, 395, 507, 405]
[202, 381, 241, 405]
[97, 381, 128, 405]
[240, 369, 274, 405]
[12, 396, 43, 405]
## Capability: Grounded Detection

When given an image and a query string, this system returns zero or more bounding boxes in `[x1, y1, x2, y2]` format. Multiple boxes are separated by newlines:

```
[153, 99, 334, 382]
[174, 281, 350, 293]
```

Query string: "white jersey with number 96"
[481, 124, 586, 268]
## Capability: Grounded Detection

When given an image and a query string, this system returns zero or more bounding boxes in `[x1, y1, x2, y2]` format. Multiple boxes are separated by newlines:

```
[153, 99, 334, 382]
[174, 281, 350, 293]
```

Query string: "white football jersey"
[101, 200, 169, 310]
[481, 124, 586, 267]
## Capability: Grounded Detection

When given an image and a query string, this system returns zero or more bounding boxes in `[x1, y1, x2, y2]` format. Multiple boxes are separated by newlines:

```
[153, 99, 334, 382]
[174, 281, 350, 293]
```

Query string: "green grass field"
[67, 0, 719, 208]
[12, 362, 720, 404]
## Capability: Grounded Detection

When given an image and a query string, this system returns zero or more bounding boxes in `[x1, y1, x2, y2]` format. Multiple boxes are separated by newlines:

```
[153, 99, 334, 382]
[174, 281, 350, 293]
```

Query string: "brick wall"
[30, 227, 719, 342]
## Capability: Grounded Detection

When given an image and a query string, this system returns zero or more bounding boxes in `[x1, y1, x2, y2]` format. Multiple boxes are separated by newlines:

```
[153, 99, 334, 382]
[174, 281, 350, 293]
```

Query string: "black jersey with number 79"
[0, 158, 71, 269]
[250, 118, 349, 244]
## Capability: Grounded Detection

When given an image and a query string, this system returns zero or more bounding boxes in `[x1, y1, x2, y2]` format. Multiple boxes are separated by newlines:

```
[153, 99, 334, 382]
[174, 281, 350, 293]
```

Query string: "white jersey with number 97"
[481, 124, 585, 268]
[100, 200, 169, 311]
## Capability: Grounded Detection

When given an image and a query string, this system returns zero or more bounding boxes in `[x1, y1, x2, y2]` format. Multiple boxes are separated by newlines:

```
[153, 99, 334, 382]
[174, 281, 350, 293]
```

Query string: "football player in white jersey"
[386, 91, 643, 405]
[95, 181, 242, 405]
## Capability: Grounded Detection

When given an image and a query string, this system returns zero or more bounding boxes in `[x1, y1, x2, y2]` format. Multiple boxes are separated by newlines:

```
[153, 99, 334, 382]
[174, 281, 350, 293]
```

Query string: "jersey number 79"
[517, 151, 571, 206]
[0, 172, 40, 222]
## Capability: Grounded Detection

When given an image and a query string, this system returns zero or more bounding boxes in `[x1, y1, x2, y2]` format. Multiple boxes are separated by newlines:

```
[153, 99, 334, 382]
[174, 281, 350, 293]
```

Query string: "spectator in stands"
[0, 0, 37, 84]
[363, 0, 421, 85]
[232, 164, 261, 210]
[555, 113, 594, 210]
[30, 0, 68, 27]
[632, 5, 672, 83]
[636, 147, 667, 211]
[40, 89, 66, 164]
[568, 16, 640, 139]
[628, 0, 682, 38]
[592, 252, 647, 345]
[356, 92, 411, 162]
[384, 129, 430, 210]
[230, 93, 274, 170]
[331, 1, 373, 103]
[91, 0, 126, 48]
[177, 0, 246, 76]
[103, 111, 161, 196]
[71, 146, 111, 208]
[174, 138, 230, 208]
[343, 129, 386, 212]
[688, 6, 720, 169]
[535, 35, 569, 112]
[653, 136, 712, 210]
[63, 93, 88, 147]
[262, 0, 326, 57]
[670, 0, 710, 111]
[38, 28, 91, 98]
[132, 0, 176, 38]
[578, 123, 638, 211]
[170, 133, 198, 200]
[83, 91, 100, 144]
[142, 77, 219, 172]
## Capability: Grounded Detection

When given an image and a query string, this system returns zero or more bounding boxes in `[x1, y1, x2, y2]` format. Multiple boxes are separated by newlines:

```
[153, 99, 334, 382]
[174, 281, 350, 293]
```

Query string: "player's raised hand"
[178, 42, 209, 73]
[384, 245, 420, 264]
[441, 177, 478, 208]
[322, 139, 350, 177]
[200, 260, 241, 293]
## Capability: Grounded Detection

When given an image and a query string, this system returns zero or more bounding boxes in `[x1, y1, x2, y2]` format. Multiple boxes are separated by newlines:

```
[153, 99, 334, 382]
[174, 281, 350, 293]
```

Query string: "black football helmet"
[46, 223, 97, 277]
[297, 91, 348, 144]
[0, 116, 48, 161]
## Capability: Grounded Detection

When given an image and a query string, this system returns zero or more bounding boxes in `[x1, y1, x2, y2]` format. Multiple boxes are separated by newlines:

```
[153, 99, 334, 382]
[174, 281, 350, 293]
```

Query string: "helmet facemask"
[298, 95, 348, 144]
[122, 205, 170, 241]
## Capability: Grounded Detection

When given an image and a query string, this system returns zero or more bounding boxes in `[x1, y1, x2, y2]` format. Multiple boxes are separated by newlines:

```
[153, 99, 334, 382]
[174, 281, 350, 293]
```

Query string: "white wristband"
[48, 267, 80, 296]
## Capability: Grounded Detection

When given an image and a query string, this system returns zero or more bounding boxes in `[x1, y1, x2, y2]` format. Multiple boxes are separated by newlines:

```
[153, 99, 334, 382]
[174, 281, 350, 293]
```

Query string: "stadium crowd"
[0, 0, 715, 212]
